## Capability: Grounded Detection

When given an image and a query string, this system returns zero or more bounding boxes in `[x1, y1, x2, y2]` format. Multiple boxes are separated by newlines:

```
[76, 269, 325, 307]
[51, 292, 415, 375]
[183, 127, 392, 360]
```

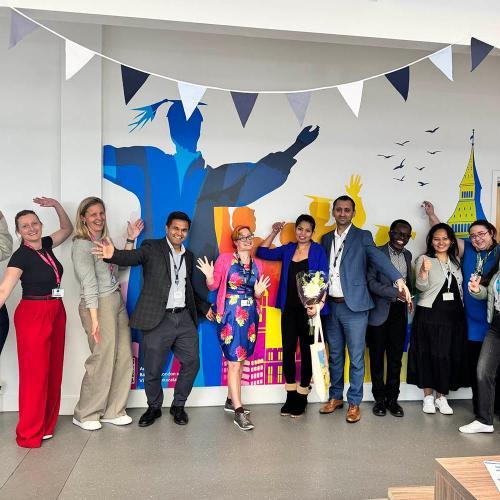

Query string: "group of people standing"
[0, 194, 498, 445]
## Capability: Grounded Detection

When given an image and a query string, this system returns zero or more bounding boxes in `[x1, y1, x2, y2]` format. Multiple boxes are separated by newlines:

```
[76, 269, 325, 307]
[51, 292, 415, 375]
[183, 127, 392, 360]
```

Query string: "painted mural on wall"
[103, 97, 486, 389]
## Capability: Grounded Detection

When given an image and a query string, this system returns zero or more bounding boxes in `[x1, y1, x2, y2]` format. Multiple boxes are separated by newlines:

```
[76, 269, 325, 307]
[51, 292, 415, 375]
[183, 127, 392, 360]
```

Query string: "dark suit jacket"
[367, 243, 413, 327]
[105, 239, 210, 331]
[320, 225, 402, 313]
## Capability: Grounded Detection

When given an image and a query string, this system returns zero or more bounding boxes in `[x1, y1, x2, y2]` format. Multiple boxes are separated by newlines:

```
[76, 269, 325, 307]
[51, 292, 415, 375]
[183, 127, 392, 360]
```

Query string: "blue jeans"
[324, 301, 369, 405]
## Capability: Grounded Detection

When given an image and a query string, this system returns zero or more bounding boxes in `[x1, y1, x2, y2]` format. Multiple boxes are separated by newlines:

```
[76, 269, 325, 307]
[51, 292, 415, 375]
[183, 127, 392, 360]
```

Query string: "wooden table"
[435, 456, 500, 499]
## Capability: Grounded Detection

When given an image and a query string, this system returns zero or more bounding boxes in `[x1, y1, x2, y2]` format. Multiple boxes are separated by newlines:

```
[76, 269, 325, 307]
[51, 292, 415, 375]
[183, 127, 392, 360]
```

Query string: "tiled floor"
[0, 401, 498, 499]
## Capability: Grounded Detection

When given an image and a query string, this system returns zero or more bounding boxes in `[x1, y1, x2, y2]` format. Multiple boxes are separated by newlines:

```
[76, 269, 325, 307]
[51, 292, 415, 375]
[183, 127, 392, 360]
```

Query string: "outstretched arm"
[422, 201, 464, 257]
[0, 267, 22, 309]
[282, 126, 320, 157]
[33, 197, 73, 248]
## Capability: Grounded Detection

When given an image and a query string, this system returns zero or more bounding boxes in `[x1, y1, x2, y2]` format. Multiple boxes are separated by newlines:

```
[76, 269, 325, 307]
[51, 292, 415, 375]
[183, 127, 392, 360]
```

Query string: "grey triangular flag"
[9, 10, 38, 49]
[286, 92, 312, 126]
[230, 92, 258, 127]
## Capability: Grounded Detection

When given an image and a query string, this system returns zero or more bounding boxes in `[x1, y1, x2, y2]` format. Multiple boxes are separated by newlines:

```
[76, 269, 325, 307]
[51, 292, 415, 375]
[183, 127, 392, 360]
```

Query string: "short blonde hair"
[73, 197, 109, 241]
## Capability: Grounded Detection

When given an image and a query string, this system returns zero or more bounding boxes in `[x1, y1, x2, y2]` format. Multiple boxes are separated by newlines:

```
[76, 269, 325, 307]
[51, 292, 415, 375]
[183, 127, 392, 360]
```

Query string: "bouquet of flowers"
[296, 270, 330, 401]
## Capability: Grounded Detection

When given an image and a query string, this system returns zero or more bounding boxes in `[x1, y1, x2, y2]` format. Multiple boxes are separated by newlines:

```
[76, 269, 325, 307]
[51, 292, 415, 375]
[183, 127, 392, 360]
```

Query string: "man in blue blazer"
[366, 220, 413, 418]
[319, 196, 411, 423]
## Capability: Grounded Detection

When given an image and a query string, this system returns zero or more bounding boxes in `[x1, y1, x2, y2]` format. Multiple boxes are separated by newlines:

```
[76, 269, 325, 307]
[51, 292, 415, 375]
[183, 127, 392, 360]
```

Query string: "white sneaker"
[72, 418, 102, 431]
[459, 420, 494, 434]
[422, 395, 436, 413]
[101, 415, 133, 426]
[435, 396, 453, 415]
[42, 434, 53, 440]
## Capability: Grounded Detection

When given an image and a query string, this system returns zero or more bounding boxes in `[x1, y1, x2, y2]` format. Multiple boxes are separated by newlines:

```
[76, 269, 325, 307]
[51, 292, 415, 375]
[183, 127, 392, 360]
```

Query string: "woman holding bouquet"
[197, 225, 270, 431]
[257, 214, 329, 417]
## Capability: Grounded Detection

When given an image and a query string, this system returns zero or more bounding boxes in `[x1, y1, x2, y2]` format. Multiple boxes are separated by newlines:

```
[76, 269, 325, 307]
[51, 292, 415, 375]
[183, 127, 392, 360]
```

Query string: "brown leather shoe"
[346, 404, 361, 423]
[319, 399, 344, 414]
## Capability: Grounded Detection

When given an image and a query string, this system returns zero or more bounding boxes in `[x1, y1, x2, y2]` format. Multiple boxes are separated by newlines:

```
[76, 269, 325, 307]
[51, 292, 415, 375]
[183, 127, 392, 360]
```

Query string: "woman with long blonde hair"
[71, 196, 143, 431]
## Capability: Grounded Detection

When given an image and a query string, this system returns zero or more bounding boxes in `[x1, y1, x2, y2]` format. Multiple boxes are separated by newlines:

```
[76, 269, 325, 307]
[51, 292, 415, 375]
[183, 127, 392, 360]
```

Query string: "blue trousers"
[324, 300, 368, 405]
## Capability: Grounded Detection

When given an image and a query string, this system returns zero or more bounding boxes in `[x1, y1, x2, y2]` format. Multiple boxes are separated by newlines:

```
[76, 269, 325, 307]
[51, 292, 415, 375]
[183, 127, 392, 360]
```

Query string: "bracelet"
[126, 238, 135, 243]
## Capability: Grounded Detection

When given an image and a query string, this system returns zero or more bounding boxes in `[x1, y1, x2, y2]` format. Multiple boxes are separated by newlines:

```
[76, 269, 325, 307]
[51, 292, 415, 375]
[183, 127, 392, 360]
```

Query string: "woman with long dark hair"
[407, 223, 468, 415]
[0, 197, 72, 447]
[256, 214, 329, 417]
[423, 202, 500, 416]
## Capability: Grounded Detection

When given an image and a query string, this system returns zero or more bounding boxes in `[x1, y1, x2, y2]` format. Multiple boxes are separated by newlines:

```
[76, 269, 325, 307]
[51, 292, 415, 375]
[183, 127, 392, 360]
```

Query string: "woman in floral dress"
[197, 225, 270, 431]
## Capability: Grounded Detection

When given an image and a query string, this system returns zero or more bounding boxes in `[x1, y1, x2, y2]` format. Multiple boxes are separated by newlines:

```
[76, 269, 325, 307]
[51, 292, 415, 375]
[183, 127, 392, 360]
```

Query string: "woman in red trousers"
[0, 197, 72, 448]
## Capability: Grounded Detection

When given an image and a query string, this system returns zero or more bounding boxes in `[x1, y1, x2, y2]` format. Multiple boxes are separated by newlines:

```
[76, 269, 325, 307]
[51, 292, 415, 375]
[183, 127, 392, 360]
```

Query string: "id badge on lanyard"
[24, 242, 64, 297]
[440, 261, 454, 301]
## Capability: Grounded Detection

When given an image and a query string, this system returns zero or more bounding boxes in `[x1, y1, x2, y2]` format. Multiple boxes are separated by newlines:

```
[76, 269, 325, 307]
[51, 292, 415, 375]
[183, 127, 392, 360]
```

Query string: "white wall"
[2, 19, 500, 413]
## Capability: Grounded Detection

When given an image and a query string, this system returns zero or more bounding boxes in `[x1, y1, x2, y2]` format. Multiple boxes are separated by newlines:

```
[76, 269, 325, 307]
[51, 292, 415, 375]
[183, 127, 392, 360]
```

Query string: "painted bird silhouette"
[425, 127, 440, 133]
[393, 176, 405, 182]
[395, 140, 410, 146]
[415, 166, 426, 171]
[393, 159, 405, 170]
[377, 154, 394, 158]
[418, 181, 430, 186]
[427, 150, 441, 155]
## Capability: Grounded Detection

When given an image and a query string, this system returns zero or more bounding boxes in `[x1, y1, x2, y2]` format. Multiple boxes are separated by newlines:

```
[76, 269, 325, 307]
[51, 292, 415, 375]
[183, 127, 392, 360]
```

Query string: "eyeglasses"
[237, 235, 254, 242]
[390, 230, 411, 239]
[470, 231, 489, 240]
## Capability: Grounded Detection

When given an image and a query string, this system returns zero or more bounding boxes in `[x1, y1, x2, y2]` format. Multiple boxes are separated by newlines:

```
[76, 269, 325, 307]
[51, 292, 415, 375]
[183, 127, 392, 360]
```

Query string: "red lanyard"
[24, 242, 61, 286]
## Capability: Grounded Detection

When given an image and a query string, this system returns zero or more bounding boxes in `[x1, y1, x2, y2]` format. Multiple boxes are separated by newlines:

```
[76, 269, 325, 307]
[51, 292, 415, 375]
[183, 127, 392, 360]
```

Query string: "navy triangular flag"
[471, 37, 494, 72]
[121, 65, 150, 105]
[230, 92, 258, 127]
[385, 66, 410, 101]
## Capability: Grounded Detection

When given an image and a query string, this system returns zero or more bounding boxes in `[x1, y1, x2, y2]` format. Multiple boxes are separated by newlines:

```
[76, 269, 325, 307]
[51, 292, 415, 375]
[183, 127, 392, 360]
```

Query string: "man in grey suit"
[97, 211, 213, 427]
[366, 220, 413, 418]
[319, 196, 411, 423]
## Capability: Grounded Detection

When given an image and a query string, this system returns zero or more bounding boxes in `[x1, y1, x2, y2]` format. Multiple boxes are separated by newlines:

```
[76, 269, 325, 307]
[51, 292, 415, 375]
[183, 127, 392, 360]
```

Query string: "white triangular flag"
[178, 82, 207, 120]
[286, 92, 312, 126]
[65, 40, 95, 79]
[337, 80, 364, 117]
[429, 45, 453, 81]
[9, 10, 38, 48]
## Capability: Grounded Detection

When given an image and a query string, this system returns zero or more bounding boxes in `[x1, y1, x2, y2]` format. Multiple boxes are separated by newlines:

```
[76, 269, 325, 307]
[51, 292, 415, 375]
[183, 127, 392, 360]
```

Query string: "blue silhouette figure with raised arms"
[103, 98, 319, 386]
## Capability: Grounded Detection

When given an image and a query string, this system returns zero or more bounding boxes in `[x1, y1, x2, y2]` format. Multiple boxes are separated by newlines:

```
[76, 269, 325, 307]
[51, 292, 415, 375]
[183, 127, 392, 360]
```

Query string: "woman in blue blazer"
[257, 214, 328, 417]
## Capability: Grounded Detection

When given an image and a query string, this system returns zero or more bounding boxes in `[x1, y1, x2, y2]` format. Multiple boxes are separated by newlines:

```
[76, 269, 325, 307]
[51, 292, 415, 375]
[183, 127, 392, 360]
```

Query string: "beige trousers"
[74, 291, 133, 422]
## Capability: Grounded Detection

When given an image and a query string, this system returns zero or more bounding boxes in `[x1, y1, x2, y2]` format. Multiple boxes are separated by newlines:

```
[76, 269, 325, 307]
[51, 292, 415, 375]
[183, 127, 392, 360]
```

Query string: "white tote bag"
[310, 306, 330, 401]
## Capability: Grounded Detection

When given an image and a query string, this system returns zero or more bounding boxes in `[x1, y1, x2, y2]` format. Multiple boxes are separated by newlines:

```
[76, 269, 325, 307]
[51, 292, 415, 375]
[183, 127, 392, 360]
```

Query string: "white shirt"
[166, 238, 187, 308]
[329, 224, 352, 298]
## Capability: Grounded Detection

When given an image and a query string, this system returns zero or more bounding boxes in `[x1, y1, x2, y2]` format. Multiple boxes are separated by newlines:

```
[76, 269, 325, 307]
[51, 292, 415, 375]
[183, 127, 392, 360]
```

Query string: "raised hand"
[296, 125, 320, 146]
[33, 196, 60, 208]
[468, 275, 481, 294]
[92, 237, 115, 260]
[254, 275, 271, 298]
[420, 256, 432, 273]
[421, 201, 434, 216]
[196, 256, 214, 280]
[345, 174, 363, 198]
[127, 219, 144, 240]
[272, 221, 286, 234]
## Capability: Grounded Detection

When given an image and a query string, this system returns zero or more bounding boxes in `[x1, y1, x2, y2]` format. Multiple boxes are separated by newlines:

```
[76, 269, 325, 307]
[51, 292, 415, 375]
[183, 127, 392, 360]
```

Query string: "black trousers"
[0, 305, 8, 355]
[142, 309, 199, 409]
[467, 339, 500, 415]
[476, 312, 500, 425]
[281, 306, 312, 387]
[367, 301, 407, 402]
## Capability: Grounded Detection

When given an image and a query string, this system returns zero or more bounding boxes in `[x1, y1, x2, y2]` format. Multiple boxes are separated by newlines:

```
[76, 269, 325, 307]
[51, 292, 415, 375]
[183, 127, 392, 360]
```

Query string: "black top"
[8, 236, 64, 296]
[286, 258, 309, 309]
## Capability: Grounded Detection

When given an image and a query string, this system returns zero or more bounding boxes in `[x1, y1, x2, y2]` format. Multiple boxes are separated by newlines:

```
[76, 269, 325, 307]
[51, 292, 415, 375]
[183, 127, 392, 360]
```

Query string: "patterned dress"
[217, 257, 260, 362]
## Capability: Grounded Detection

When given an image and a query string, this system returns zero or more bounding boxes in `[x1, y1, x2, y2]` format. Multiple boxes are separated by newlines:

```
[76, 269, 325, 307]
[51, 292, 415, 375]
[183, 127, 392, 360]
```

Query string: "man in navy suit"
[319, 196, 411, 423]
[366, 220, 413, 418]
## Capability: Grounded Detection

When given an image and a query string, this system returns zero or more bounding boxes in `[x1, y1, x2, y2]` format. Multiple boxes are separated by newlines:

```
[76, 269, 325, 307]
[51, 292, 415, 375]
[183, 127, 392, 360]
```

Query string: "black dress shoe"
[170, 405, 189, 425]
[138, 407, 162, 427]
[386, 399, 404, 417]
[372, 400, 386, 416]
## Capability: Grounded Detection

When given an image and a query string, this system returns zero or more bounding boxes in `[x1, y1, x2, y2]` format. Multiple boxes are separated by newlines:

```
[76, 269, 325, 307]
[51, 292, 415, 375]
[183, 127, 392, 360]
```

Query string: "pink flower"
[235, 306, 249, 326]
[247, 323, 256, 343]
[236, 346, 247, 361]
[220, 324, 233, 345]
[228, 272, 244, 290]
